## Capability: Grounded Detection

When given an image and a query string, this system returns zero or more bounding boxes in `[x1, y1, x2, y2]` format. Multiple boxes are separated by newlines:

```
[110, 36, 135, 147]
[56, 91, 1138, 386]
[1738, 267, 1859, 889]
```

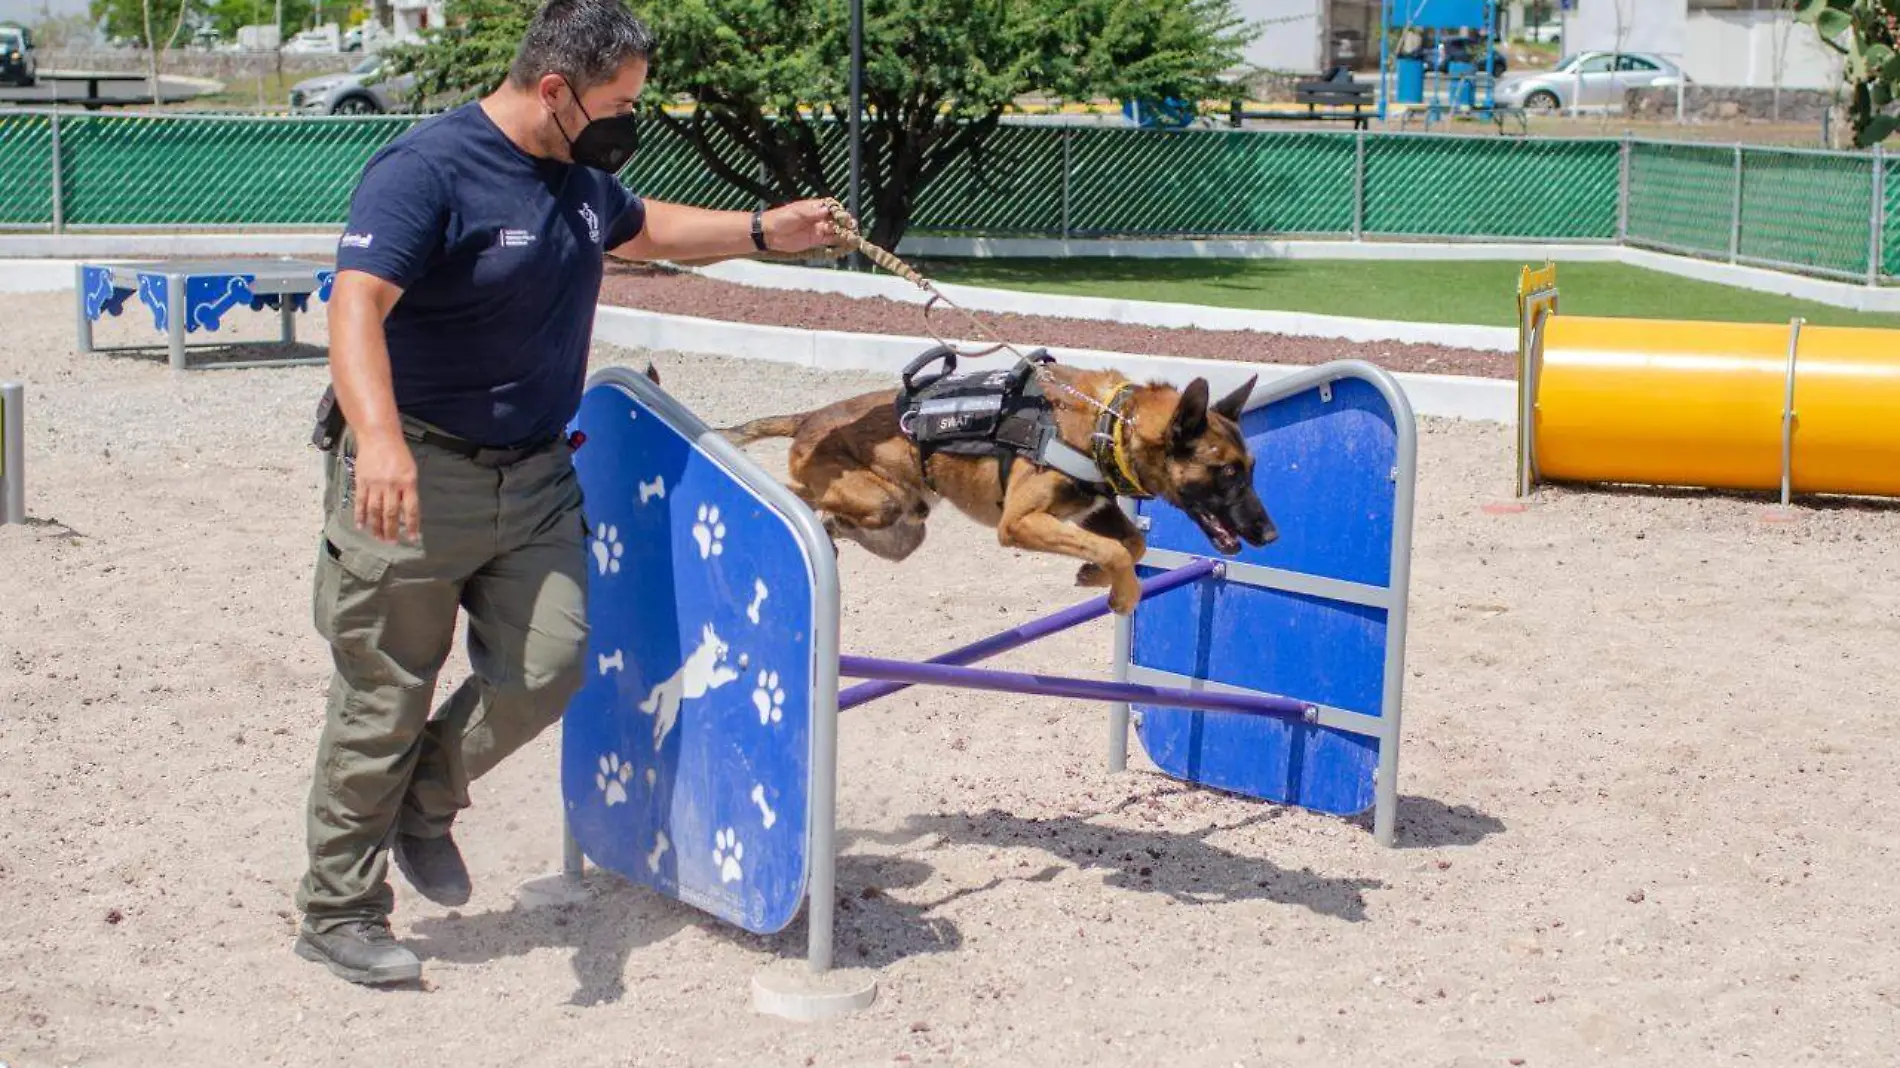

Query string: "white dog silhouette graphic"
[638, 622, 741, 748]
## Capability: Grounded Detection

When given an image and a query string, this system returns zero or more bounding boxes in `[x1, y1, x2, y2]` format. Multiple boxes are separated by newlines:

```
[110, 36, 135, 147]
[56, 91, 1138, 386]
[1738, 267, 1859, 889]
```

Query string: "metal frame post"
[1, 383, 22, 526]
[1107, 499, 1143, 772]
[1780, 318, 1805, 509]
[1730, 144, 1745, 264]
[74, 263, 93, 354]
[1060, 126, 1072, 240]
[1352, 130, 1367, 241]
[1870, 145, 1886, 287]
[279, 300, 296, 345]
[166, 272, 187, 371]
[49, 108, 64, 234]
[1617, 133, 1632, 244]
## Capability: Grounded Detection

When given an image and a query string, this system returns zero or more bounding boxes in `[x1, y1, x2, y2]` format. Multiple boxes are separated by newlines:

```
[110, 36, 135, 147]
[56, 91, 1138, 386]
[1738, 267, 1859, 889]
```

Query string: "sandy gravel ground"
[2, 290, 1898, 1068]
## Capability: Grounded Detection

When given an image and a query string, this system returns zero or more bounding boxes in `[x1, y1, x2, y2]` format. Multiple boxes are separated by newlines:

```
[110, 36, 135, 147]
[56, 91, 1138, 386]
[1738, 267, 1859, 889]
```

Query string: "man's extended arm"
[608, 198, 844, 264]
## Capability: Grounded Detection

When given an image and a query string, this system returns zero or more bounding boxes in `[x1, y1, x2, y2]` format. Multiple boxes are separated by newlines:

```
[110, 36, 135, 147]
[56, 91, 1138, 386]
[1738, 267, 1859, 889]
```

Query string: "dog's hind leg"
[813, 469, 929, 563]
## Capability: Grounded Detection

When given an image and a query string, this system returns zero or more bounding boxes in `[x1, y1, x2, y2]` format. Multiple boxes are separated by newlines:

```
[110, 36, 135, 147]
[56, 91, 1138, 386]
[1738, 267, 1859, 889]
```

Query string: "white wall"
[1563, 0, 1688, 57]
[1229, 0, 1325, 74]
[1681, 10, 1845, 89]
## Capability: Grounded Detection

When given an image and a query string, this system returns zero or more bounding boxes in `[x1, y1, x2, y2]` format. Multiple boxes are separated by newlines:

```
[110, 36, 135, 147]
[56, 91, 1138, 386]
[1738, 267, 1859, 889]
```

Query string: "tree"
[383, 0, 1253, 250]
[1796, 0, 1900, 146]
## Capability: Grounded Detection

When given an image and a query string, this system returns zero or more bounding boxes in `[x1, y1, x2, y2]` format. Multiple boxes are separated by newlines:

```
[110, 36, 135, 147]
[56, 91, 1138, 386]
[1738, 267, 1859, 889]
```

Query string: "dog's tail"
[719, 414, 802, 446]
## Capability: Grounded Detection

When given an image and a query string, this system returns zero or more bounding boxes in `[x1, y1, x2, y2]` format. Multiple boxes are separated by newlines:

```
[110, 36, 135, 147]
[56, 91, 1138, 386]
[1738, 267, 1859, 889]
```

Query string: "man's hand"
[763, 198, 856, 255]
[351, 431, 422, 545]
[327, 269, 421, 545]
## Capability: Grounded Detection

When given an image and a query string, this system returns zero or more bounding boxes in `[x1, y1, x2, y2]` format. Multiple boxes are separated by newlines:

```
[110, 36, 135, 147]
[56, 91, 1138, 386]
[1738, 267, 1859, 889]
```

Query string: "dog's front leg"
[999, 483, 1143, 614]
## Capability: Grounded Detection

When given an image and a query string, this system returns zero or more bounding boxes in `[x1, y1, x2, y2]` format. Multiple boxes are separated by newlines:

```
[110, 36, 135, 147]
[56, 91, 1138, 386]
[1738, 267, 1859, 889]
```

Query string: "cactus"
[1798, 0, 1900, 145]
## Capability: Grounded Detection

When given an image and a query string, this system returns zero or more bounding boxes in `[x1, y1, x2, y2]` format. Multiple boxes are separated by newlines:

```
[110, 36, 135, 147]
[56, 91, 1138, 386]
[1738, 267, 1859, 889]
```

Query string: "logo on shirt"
[499, 229, 537, 248]
[339, 232, 373, 250]
[577, 203, 601, 245]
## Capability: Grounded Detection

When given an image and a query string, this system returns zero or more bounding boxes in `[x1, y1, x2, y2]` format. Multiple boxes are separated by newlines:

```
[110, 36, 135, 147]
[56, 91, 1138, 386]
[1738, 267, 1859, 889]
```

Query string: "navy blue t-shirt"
[334, 101, 646, 447]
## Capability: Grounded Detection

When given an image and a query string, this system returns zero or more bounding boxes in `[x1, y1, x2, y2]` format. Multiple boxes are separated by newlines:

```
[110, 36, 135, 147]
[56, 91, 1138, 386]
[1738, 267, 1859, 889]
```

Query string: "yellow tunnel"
[1516, 265, 1900, 501]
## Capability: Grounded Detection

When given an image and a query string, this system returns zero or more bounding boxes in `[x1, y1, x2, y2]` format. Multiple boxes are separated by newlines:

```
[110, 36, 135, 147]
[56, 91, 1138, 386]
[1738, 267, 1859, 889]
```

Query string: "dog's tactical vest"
[893, 346, 1133, 499]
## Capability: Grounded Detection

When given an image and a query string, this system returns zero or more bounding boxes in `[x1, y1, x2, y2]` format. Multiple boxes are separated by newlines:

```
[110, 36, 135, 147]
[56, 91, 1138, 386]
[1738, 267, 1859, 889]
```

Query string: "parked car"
[1494, 50, 1688, 111]
[1402, 35, 1506, 76]
[0, 24, 37, 87]
[288, 55, 415, 115]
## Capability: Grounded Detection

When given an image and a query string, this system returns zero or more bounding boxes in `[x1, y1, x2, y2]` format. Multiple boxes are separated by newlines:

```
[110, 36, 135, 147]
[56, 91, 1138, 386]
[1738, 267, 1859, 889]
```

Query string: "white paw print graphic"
[712, 827, 744, 884]
[692, 504, 726, 559]
[596, 752, 632, 806]
[590, 524, 624, 575]
[752, 669, 785, 725]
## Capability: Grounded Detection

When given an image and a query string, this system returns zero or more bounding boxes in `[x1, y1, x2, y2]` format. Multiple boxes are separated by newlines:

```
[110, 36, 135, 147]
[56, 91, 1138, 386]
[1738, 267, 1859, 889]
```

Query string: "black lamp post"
[848, 0, 864, 270]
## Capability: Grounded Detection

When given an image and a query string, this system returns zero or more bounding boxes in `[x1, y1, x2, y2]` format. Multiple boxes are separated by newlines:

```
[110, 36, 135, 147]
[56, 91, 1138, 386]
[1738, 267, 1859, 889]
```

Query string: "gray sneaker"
[294, 918, 422, 985]
[392, 830, 472, 907]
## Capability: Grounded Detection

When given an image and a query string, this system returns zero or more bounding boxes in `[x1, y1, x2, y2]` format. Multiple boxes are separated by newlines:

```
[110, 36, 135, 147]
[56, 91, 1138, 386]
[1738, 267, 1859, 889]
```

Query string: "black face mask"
[552, 79, 640, 175]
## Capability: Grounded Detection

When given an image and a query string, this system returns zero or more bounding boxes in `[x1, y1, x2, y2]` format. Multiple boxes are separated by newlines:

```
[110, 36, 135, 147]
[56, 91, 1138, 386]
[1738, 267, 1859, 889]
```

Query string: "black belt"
[401, 420, 564, 467]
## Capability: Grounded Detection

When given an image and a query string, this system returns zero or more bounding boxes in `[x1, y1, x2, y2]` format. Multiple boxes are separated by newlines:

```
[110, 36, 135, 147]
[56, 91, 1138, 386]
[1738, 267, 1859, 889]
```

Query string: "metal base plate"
[751, 963, 879, 1021]
[513, 872, 594, 912]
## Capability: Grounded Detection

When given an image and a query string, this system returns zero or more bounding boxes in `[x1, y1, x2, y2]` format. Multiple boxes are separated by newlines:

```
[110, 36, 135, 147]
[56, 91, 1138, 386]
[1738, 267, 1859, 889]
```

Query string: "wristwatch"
[749, 208, 768, 252]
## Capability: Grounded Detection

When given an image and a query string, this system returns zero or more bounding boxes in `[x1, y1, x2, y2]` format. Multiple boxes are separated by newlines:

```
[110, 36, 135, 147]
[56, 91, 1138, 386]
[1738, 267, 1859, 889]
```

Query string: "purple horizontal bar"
[837, 558, 1218, 712]
[838, 655, 1313, 722]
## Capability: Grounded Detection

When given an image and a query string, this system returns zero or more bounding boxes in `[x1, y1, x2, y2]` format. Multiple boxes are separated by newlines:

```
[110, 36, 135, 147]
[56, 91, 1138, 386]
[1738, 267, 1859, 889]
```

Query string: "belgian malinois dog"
[721, 363, 1276, 615]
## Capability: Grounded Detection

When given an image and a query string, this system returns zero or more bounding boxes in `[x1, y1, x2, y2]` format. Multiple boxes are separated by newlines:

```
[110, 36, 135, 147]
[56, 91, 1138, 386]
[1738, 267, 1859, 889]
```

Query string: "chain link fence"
[1885, 153, 1899, 280]
[1364, 135, 1618, 240]
[0, 114, 56, 228]
[1629, 139, 1892, 283]
[2, 109, 1894, 285]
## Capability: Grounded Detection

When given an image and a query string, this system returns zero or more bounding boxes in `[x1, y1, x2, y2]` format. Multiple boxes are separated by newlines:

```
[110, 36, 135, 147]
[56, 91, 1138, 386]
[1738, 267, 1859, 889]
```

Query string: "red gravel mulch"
[598, 263, 1516, 381]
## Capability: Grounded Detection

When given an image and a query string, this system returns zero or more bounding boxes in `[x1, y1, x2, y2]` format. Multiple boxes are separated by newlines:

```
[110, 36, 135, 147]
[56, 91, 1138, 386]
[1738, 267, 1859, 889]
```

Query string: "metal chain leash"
[813, 198, 1129, 428]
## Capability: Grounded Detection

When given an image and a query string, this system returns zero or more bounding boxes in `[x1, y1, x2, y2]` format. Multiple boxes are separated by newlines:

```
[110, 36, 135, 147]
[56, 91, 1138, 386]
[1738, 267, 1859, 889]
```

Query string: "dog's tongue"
[1207, 518, 1240, 555]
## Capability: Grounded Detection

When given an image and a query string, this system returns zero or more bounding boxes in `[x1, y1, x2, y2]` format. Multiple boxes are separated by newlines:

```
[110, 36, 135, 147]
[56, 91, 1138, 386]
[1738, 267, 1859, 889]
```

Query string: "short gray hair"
[507, 0, 655, 94]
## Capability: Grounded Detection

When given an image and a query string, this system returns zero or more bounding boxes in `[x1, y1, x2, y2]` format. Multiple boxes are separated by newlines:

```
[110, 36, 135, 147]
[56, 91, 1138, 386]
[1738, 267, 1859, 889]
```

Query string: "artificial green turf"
[909, 257, 1900, 330]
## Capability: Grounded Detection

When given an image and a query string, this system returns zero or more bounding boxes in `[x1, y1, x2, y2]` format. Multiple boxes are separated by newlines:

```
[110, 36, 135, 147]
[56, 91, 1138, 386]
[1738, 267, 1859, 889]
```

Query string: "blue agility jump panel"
[1123, 361, 1416, 845]
[560, 368, 841, 937]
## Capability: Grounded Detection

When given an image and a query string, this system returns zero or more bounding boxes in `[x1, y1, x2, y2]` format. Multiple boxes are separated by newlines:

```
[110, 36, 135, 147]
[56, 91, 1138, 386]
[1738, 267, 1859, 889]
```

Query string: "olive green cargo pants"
[295, 420, 590, 932]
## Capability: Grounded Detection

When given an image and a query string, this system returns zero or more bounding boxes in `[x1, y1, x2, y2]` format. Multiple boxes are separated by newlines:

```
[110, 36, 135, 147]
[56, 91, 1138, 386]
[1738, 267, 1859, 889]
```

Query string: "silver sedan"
[1494, 51, 1689, 112]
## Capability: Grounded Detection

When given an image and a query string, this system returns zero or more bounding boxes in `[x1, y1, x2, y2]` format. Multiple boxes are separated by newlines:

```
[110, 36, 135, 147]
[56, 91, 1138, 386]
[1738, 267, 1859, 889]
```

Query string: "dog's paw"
[1075, 563, 1112, 588]
[1109, 581, 1143, 616]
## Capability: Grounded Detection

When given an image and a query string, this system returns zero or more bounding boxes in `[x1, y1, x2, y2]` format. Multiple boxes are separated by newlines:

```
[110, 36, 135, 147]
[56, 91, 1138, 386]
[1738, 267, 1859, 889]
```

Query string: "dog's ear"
[1169, 378, 1211, 452]
[1213, 375, 1255, 422]
[644, 362, 662, 385]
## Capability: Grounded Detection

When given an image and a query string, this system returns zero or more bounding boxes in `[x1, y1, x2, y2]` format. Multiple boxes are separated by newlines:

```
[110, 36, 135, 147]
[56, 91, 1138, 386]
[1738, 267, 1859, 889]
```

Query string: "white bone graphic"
[597, 649, 624, 676]
[751, 783, 778, 829]
[747, 580, 769, 624]
[639, 477, 665, 504]
[637, 622, 741, 748]
[646, 830, 670, 873]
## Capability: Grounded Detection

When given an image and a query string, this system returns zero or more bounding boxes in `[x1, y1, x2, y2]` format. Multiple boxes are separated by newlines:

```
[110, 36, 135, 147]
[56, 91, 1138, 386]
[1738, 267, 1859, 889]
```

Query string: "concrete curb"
[5, 231, 1892, 312]
[591, 305, 1517, 425]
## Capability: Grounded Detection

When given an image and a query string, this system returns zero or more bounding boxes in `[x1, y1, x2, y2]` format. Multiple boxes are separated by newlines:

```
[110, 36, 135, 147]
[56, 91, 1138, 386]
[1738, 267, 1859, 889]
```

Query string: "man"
[294, 0, 844, 986]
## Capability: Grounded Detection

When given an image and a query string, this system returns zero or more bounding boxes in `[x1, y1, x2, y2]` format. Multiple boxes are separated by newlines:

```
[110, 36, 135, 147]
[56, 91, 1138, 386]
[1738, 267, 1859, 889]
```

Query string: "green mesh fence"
[912, 124, 1066, 235]
[0, 114, 55, 228]
[4, 110, 1892, 282]
[1737, 147, 1873, 279]
[1061, 127, 1357, 237]
[1626, 141, 1738, 260]
[60, 114, 418, 227]
[1363, 135, 1619, 240]
[1885, 154, 1899, 281]
[623, 116, 774, 212]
